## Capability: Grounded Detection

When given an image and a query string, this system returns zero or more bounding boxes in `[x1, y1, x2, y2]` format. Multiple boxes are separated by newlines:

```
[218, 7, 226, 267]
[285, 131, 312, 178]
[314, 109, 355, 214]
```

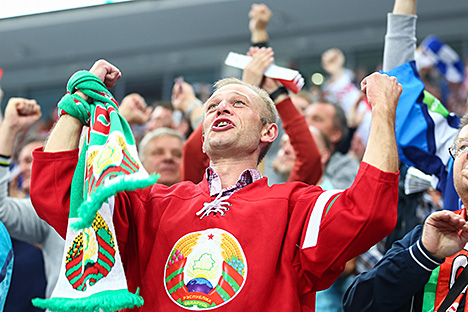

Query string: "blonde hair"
[210, 78, 278, 163]
[212, 78, 278, 125]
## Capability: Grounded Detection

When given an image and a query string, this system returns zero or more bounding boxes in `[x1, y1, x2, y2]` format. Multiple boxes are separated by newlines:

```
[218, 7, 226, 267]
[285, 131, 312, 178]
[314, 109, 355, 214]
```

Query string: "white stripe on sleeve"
[301, 190, 342, 249]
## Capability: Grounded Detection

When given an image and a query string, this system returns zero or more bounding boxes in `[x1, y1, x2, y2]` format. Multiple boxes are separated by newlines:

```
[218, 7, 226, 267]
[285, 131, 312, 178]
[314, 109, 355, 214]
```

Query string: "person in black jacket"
[343, 208, 468, 311]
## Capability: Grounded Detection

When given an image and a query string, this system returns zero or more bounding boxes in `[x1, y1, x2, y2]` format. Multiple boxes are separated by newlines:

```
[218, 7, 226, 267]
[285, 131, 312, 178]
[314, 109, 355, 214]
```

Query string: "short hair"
[309, 101, 349, 145]
[212, 78, 278, 125]
[14, 132, 47, 160]
[211, 78, 279, 163]
[330, 102, 349, 141]
[294, 90, 313, 105]
[456, 114, 468, 140]
[138, 127, 184, 162]
[20, 133, 47, 149]
[152, 100, 174, 111]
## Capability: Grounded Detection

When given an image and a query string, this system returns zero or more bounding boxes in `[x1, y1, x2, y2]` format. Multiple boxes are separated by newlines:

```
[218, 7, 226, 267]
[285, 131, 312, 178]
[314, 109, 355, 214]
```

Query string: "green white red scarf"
[32, 71, 158, 311]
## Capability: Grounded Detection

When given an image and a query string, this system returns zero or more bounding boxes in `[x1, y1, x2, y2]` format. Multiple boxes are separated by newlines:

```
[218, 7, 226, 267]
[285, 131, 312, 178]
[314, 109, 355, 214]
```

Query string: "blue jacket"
[343, 224, 445, 312]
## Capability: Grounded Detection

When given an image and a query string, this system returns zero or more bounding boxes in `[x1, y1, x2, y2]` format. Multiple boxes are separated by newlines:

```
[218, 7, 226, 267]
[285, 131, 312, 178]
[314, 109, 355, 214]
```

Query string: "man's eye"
[207, 104, 217, 111]
[151, 150, 164, 156]
[172, 150, 182, 158]
[459, 145, 468, 153]
[234, 101, 244, 106]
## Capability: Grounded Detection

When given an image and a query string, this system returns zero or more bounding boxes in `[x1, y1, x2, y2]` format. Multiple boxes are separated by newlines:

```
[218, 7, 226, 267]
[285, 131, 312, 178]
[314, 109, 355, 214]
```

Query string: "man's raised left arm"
[360, 73, 402, 173]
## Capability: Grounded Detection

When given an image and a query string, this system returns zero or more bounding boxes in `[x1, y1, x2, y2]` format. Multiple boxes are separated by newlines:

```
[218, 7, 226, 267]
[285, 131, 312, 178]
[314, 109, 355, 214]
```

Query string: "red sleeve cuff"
[359, 161, 399, 183]
[32, 147, 79, 162]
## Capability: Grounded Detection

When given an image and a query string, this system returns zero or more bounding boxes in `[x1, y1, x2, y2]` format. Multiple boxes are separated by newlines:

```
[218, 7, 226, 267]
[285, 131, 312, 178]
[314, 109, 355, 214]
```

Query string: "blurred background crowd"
[0, 0, 468, 311]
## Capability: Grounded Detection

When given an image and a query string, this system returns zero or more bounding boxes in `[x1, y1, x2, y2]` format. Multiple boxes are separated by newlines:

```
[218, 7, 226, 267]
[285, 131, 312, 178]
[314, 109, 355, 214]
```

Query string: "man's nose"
[163, 150, 174, 161]
[216, 100, 232, 115]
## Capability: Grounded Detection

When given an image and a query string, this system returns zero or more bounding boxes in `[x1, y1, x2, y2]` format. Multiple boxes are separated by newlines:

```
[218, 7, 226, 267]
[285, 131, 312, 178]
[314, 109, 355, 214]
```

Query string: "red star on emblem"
[208, 234, 214, 240]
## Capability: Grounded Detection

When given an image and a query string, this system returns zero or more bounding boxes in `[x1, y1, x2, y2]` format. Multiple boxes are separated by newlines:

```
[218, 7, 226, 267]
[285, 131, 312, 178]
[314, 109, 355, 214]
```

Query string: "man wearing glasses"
[344, 117, 468, 311]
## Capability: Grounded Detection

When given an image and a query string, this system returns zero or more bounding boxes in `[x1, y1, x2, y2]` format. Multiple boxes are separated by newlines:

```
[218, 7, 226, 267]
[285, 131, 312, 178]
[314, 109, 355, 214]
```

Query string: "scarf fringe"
[32, 288, 144, 312]
[72, 173, 159, 230]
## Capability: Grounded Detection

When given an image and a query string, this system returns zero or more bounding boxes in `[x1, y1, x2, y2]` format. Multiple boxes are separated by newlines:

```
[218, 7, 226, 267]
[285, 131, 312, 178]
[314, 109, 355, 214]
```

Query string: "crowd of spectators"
[0, 0, 467, 311]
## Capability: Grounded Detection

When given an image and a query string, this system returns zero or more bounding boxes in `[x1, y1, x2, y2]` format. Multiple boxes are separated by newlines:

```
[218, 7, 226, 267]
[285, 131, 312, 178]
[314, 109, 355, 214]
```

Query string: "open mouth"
[212, 118, 234, 130]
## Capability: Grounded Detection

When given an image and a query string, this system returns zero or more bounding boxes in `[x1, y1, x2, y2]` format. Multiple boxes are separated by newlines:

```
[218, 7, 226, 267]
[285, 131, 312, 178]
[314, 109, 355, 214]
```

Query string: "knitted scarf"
[32, 71, 158, 311]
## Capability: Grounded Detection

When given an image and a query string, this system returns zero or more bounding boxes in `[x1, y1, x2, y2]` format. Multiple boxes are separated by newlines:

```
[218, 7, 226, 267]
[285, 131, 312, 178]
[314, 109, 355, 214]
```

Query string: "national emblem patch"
[164, 229, 247, 310]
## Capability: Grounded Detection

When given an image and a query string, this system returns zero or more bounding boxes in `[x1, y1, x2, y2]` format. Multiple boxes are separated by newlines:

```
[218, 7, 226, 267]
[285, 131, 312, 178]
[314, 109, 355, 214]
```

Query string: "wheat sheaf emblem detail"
[164, 229, 247, 310]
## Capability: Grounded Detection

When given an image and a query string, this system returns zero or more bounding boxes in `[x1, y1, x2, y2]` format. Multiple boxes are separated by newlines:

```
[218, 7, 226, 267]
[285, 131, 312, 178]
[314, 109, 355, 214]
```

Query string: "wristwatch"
[186, 99, 203, 118]
[269, 86, 289, 102]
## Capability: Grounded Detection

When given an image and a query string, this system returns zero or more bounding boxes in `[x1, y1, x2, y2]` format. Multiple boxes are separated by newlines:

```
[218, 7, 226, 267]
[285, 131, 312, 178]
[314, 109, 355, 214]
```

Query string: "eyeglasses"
[449, 138, 468, 160]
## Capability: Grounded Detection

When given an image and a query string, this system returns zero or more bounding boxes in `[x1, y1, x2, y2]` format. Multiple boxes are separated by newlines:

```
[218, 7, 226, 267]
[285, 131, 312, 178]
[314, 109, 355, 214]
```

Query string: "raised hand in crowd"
[0, 98, 42, 198]
[119, 93, 152, 125]
[361, 73, 401, 114]
[242, 46, 275, 89]
[171, 79, 203, 129]
[248, 3, 272, 44]
[69, 59, 123, 107]
[360, 72, 401, 173]
[89, 59, 122, 88]
[0, 98, 41, 144]
[45, 59, 122, 153]
[422, 210, 468, 260]
[243, 46, 284, 99]
[171, 80, 198, 112]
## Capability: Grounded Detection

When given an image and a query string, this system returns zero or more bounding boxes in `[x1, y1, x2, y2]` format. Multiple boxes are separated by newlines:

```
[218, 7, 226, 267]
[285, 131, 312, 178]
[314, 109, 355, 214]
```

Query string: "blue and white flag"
[417, 35, 465, 84]
[385, 61, 461, 210]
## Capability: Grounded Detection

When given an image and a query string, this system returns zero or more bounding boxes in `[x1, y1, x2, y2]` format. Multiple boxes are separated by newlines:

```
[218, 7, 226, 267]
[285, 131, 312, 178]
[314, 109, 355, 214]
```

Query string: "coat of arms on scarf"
[32, 71, 158, 311]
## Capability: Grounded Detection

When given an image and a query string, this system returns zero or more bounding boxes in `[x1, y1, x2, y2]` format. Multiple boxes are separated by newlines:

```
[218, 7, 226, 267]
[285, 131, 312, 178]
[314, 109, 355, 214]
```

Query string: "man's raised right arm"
[44, 60, 121, 153]
[32, 60, 122, 237]
[43, 114, 83, 152]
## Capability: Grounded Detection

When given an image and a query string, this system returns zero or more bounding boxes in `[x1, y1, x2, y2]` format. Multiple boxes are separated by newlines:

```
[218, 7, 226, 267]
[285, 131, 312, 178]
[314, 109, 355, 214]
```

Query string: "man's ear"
[260, 123, 278, 144]
[329, 129, 343, 145]
[321, 149, 331, 167]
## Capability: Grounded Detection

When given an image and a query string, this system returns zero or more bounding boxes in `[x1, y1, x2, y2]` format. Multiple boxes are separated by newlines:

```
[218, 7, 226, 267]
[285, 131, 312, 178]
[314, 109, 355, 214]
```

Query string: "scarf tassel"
[72, 174, 160, 230]
[32, 288, 144, 312]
